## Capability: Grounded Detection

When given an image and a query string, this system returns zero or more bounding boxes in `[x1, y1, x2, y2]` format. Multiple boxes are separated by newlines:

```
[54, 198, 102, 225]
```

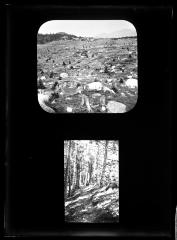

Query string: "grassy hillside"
[37, 32, 81, 44]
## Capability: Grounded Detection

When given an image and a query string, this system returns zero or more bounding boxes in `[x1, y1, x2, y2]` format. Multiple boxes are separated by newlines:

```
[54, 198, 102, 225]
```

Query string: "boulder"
[125, 78, 138, 88]
[107, 101, 126, 113]
[121, 92, 126, 97]
[92, 93, 102, 98]
[38, 92, 55, 113]
[60, 72, 68, 78]
[66, 107, 73, 112]
[85, 82, 103, 91]
[40, 76, 46, 80]
[103, 86, 115, 94]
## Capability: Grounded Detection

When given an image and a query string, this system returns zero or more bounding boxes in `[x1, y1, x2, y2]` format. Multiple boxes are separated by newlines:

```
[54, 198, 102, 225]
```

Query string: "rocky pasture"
[37, 36, 138, 113]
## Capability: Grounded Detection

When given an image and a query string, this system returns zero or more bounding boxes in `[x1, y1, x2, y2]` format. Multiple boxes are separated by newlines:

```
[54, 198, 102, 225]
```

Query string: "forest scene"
[64, 140, 119, 223]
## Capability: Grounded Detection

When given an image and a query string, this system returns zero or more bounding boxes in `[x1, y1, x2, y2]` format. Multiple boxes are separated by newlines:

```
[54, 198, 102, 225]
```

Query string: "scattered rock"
[60, 72, 69, 78]
[106, 79, 113, 83]
[107, 95, 113, 99]
[85, 82, 102, 91]
[37, 37, 137, 113]
[38, 92, 55, 113]
[127, 75, 132, 79]
[92, 93, 102, 98]
[40, 76, 46, 80]
[66, 107, 73, 112]
[103, 86, 115, 94]
[101, 106, 106, 112]
[107, 101, 126, 113]
[125, 78, 137, 88]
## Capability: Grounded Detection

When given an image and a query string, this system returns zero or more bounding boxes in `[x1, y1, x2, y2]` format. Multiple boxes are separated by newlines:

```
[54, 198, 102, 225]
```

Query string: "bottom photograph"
[64, 140, 119, 223]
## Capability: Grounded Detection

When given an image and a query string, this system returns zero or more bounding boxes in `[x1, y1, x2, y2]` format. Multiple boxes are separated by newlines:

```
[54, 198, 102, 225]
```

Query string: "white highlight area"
[38, 20, 137, 38]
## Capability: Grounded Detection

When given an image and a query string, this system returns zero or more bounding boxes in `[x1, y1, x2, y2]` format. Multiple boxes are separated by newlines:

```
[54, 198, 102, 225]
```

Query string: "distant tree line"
[37, 32, 82, 44]
[37, 32, 136, 44]
[119, 36, 137, 39]
[111, 36, 137, 40]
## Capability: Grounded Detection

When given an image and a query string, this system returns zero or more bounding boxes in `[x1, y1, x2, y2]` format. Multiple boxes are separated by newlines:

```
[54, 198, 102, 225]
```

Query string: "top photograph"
[37, 20, 137, 113]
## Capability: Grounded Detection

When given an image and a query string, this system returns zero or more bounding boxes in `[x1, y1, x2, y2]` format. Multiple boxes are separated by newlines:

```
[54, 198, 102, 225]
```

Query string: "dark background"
[4, 4, 174, 238]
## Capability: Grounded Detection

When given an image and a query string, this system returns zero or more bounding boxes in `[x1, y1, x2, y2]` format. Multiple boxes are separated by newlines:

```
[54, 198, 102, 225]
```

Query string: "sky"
[38, 20, 136, 37]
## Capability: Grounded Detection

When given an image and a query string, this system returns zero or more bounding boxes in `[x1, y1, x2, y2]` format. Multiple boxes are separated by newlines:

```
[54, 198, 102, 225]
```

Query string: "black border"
[4, 4, 174, 238]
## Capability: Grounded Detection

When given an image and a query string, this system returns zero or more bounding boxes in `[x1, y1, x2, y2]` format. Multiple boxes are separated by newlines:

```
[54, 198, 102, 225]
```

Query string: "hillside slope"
[37, 32, 81, 44]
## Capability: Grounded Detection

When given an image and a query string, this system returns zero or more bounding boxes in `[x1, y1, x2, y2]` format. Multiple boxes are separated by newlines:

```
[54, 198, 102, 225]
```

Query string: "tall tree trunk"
[75, 145, 81, 190]
[100, 140, 108, 187]
[95, 141, 100, 182]
[70, 141, 77, 195]
[68, 156, 71, 197]
[88, 161, 93, 184]
[69, 141, 73, 189]
[64, 140, 71, 198]
[75, 156, 80, 190]
[79, 160, 84, 187]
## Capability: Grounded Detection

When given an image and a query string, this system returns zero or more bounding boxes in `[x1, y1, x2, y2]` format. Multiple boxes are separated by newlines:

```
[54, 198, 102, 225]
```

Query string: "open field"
[37, 37, 137, 113]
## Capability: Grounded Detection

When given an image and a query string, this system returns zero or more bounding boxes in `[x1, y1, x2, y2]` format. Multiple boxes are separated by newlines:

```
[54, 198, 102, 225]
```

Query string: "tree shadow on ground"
[65, 184, 119, 223]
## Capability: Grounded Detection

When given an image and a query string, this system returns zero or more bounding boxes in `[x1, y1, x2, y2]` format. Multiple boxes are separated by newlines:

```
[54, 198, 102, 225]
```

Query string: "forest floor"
[65, 184, 119, 223]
